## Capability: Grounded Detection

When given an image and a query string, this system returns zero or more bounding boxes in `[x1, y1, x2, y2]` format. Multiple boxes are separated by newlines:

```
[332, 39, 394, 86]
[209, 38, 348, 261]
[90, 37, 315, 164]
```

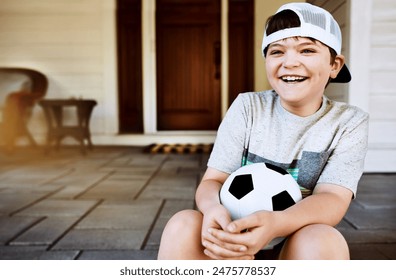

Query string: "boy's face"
[265, 37, 344, 116]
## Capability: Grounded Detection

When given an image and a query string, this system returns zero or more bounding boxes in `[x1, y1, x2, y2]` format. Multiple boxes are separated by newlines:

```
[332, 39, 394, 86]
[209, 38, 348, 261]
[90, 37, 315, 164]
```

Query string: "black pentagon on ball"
[229, 174, 254, 200]
[272, 190, 296, 211]
[265, 163, 288, 175]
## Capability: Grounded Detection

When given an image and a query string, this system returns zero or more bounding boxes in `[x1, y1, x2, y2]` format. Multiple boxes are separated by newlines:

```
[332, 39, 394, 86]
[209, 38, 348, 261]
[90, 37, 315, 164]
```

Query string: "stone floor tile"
[161, 199, 196, 219]
[51, 172, 111, 187]
[37, 250, 80, 260]
[50, 185, 95, 199]
[354, 193, 396, 210]
[53, 229, 147, 250]
[1, 167, 73, 186]
[149, 172, 199, 187]
[336, 218, 355, 231]
[77, 250, 157, 260]
[340, 229, 396, 244]
[0, 193, 47, 215]
[15, 199, 99, 217]
[107, 174, 150, 182]
[344, 203, 396, 230]
[0, 245, 48, 260]
[349, 244, 388, 260]
[0, 216, 42, 244]
[358, 174, 396, 190]
[99, 166, 157, 177]
[139, 174, 198, 200]
[127, 155, 167, 167]
[78, 180, 147, 201]
[76, 200, 163, 230]
[0, 183, 64, 195]
[139, 184, 196, 200]
[160, 159, 200, 172]
[143, 222, 165, 251]
[376, 244, 396, 259]
[11, 216, 80, 246]
[177, 166, 206, 176]
[105, 154, 165, 168]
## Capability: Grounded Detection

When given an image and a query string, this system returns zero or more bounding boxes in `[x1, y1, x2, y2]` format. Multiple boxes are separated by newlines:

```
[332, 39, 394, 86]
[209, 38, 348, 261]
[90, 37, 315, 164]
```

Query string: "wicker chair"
[0, 67, 48, 151]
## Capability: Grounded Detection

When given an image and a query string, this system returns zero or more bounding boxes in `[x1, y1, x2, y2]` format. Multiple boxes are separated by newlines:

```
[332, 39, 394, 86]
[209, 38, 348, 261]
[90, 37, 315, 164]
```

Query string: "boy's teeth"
[282, 76, 305, 82]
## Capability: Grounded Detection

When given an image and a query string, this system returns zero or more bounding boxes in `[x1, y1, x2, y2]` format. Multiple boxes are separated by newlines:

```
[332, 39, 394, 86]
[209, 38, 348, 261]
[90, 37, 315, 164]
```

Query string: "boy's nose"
[282, 53, 300, 68]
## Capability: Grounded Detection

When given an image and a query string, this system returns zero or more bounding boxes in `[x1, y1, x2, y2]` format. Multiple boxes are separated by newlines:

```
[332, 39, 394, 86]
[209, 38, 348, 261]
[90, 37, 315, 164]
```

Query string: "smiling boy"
[157, 3, 369, 260]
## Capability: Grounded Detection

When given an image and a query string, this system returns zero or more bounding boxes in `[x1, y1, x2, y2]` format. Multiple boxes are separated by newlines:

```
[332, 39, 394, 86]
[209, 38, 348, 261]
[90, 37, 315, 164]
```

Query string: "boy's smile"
[265, 37, 344, 117]
[280, 75, 307, 83]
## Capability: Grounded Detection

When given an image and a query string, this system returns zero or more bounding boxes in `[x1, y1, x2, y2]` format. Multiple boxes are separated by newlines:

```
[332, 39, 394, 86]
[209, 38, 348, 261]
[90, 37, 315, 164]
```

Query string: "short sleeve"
[207, 94, 251, 174]
[317, 111, 369, 197]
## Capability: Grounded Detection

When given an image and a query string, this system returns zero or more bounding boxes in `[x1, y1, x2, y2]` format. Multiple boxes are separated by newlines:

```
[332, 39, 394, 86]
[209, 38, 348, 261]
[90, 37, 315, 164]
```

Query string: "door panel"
[156, 0, 221, 130]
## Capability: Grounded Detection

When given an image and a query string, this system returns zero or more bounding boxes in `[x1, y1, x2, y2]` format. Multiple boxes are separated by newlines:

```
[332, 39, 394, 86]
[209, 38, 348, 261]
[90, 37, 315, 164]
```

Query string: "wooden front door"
[156, 0, 221, 130]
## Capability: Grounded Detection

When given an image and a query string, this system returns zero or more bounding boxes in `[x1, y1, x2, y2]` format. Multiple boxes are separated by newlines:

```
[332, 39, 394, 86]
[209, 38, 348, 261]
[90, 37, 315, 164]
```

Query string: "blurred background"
[0, 0, 394, 172]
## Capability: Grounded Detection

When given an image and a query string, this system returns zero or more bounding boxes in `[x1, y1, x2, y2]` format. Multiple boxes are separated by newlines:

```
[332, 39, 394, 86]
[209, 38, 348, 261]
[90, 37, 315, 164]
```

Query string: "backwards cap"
[262, 2, 351, 83]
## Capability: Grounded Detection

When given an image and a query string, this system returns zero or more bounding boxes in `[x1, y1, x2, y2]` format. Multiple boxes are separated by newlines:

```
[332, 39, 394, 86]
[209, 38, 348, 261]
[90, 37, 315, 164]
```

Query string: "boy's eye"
[301, 48, 316, 54]
[269, 50, 283, 55]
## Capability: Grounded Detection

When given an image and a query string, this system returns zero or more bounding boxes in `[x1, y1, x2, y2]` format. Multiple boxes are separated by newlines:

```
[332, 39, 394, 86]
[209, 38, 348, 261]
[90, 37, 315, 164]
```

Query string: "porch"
[0, 146, 395, 260]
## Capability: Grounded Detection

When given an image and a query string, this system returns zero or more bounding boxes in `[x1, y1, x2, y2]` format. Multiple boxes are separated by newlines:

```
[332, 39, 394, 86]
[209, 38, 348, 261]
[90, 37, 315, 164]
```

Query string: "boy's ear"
[330, 54, 345, 79]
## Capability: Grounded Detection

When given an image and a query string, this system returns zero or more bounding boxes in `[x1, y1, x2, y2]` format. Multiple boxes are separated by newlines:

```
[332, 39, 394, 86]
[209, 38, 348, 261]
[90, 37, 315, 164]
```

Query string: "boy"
[157, 2, 369, 260]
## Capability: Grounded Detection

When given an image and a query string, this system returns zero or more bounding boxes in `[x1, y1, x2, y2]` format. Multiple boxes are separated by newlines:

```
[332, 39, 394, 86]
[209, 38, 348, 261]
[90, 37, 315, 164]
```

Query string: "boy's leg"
[279, 224, 349, 260]
[157, 209, 211, 260]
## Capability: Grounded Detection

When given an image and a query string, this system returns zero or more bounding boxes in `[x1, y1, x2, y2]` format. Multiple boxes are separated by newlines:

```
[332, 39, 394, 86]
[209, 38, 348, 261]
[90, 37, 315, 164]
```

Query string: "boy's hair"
[263, 9, 337, 65]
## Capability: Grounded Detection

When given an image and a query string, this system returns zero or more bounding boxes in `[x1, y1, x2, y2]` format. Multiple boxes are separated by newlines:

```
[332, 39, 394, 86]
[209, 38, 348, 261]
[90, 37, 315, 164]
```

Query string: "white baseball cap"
[262, 2, 351, 83]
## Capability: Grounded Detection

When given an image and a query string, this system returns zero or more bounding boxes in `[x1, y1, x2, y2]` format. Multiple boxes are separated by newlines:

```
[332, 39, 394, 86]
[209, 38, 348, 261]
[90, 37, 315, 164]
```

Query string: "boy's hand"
[206, 210, 280, 258]
[200, 204, 253, 260]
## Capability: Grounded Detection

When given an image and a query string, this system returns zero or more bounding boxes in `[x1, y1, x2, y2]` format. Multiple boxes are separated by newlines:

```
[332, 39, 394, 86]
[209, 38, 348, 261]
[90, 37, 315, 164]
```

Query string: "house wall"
[365, 0, 396, 171]
[0, 0, 116, 139]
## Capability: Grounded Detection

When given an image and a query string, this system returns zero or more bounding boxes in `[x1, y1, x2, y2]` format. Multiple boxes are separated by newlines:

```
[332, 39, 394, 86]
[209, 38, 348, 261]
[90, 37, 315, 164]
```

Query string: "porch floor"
[0, 146, 395, 260]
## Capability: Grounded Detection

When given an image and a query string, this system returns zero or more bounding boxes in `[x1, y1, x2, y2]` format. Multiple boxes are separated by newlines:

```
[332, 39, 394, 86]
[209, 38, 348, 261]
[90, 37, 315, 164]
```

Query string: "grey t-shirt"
[208, 90, 369, 197]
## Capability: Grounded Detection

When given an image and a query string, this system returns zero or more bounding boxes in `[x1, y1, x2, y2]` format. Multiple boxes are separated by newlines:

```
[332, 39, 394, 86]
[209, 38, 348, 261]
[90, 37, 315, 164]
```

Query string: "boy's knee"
[280, 224, 349, 259]
[158, 209, 207, 259]
[164, 209, 202, 233]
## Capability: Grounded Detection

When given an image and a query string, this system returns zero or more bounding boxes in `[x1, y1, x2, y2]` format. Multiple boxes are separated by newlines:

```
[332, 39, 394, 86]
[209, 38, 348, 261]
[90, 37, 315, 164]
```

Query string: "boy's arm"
[195, 167, 228, 214]
[208, 183, 352, 255]
[274, 183, 353, 235]
[196, 168, 254, 259]
[195, 168, 237, 237]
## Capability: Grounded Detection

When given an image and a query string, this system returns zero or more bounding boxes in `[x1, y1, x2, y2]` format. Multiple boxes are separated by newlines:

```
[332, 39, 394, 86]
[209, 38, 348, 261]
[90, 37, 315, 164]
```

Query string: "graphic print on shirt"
[241, 149, 332, 198]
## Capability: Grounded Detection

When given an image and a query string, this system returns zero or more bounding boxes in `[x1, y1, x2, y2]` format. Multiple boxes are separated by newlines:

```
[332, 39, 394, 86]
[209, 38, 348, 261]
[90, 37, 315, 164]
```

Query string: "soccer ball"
[219, 162, 302, 249]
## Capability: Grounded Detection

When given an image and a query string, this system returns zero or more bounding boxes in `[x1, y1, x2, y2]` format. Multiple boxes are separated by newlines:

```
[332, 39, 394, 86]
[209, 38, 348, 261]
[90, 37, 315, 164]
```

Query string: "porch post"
[142, 0, 157, 134]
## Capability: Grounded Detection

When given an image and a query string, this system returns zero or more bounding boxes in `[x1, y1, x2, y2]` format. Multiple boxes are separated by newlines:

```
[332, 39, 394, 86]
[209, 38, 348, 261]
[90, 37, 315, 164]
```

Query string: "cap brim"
[331, 64, 351, 83]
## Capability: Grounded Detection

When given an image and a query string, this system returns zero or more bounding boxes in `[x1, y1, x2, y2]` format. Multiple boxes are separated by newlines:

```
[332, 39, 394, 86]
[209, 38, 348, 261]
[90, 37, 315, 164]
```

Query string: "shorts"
[254, 240, 285, 260]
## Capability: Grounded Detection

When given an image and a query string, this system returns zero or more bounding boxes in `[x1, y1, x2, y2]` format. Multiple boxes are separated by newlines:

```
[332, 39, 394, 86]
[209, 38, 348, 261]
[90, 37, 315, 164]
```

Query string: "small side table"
[39, 99, 97, 154]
